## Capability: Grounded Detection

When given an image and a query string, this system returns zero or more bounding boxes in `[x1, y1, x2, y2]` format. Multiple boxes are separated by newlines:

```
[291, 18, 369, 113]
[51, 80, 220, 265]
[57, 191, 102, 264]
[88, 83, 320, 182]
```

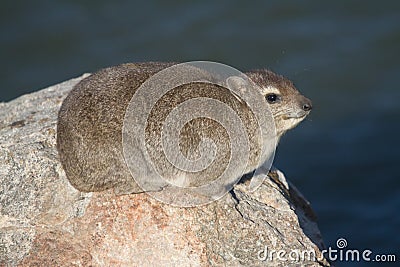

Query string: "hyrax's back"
[57, 62, 174, 193]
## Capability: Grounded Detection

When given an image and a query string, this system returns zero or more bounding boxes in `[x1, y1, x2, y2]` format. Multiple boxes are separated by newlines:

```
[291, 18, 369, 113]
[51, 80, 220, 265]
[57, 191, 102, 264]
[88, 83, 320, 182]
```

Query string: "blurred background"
[1, 1, 399, 265]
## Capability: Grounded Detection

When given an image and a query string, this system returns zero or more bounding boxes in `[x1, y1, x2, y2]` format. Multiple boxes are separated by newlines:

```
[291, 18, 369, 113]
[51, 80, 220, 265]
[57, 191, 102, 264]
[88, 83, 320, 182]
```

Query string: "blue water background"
[1, 1, 399, 266]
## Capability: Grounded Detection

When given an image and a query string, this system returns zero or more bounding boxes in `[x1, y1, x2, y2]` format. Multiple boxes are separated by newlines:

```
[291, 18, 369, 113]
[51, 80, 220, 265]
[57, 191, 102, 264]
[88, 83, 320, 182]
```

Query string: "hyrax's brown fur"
[57, 62, 311, 194]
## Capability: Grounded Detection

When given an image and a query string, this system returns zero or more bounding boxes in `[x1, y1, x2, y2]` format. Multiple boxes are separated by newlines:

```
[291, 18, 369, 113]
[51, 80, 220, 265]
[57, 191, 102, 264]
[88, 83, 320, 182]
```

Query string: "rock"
[0, 75, 330, 266]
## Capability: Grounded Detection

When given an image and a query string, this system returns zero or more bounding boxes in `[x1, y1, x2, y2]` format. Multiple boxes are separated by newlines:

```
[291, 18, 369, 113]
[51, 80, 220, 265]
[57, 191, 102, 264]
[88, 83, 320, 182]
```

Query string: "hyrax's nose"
[301, 97, 312, 112]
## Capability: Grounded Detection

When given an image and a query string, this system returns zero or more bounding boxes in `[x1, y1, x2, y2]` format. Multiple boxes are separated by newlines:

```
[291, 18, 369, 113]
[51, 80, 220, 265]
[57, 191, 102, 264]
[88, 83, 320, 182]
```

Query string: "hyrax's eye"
[266, 93, 280, 104]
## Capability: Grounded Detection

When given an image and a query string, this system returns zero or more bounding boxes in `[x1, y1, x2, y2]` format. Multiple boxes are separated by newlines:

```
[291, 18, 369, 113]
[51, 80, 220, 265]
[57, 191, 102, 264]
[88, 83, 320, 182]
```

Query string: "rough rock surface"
[0, 75, 330, 266]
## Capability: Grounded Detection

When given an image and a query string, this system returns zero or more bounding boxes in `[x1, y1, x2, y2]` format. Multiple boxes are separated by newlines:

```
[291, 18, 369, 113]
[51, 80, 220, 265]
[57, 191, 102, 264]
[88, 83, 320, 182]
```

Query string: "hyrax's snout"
[300, 96, 312, 112]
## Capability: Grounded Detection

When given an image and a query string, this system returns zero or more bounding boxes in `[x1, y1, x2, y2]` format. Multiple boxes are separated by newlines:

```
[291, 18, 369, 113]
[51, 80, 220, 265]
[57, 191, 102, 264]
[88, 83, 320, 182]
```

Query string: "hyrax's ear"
[226, 76, 249, 103]
[226, 76, 248, 92]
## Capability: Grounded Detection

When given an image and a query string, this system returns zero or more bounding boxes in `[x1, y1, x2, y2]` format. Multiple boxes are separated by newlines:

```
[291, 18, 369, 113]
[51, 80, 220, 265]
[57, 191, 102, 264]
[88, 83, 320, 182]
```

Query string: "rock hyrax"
[57, 62, 312, 195]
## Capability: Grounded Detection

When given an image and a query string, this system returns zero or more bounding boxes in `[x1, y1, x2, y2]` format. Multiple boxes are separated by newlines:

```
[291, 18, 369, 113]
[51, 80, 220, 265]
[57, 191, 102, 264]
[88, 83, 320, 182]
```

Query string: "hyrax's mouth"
[279, 111, 309, 132]
[284, 115, 304, 120]
[283, 111, 309, 120]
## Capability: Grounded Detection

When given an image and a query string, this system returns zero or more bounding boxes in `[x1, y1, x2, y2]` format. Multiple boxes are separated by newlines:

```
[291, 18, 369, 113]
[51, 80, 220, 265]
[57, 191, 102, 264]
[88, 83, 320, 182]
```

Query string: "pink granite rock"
[0, 75, 329, 266]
